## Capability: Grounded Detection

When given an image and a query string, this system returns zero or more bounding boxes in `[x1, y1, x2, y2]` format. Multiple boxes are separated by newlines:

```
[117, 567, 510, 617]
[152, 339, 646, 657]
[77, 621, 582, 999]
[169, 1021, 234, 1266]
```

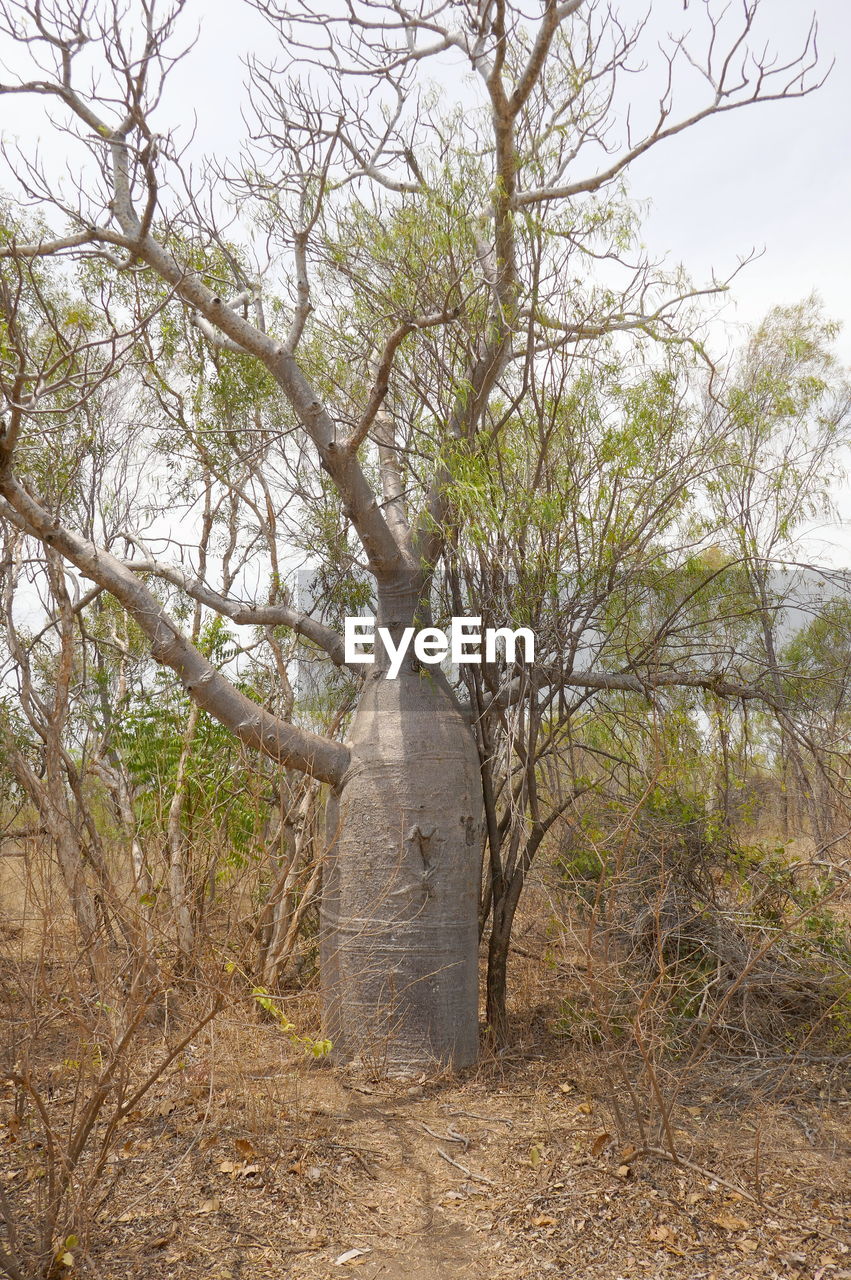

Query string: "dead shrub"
[546, 791, 851, 1149]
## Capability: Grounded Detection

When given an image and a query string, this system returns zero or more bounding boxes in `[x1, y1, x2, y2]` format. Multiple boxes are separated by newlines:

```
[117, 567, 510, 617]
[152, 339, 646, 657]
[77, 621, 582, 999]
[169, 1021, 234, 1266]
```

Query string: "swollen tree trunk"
[1, 474, 488, 1073]
[321, 589, 484, 1072]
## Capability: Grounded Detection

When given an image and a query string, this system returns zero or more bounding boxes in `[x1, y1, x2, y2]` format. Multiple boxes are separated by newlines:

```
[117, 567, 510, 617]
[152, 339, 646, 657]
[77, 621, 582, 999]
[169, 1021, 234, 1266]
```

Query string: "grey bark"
[0, 482, 350, 786]
[166, 702, 200, 963]
[321, 600, 484, 1071]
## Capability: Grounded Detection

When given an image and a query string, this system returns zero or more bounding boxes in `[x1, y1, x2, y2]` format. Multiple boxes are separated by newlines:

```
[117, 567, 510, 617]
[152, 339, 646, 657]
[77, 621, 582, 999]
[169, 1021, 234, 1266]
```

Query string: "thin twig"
[638, 1146, 760, 1204]
[436, 1148, 496, 1184]
[422, 1123, 470, 1151]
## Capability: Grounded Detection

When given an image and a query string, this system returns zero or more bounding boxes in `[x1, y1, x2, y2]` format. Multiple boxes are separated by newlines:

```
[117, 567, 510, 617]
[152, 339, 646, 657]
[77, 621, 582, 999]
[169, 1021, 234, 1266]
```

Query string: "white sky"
[632, 0, 851, 346]
[5, 0, 849, 338]
[162, 0, 851, 561]
[162, 0, 851, 338]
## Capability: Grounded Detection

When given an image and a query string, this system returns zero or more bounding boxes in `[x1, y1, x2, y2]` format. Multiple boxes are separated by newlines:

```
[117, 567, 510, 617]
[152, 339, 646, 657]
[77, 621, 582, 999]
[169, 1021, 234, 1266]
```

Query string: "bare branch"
[119, 537, 354, 670]
[0, 483, 350, 785]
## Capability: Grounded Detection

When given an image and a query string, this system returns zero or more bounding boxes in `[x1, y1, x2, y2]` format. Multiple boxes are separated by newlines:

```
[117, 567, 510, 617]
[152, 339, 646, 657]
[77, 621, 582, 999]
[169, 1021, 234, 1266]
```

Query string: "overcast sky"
[629, 0, 851, 561]
[162, 0, 851, 341]
[159, 0, 851, 559]
[633, 0, 851, 345]
[5, 0, 848, 335]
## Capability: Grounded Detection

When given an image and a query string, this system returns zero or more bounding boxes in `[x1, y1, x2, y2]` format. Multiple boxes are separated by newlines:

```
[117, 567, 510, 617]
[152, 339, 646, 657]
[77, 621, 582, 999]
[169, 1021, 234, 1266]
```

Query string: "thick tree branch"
[509, 0, 583, 118]
[0, 484, 350, 785]
[120, 541, 354, 671]
[346, 307, 461, 454]
[484, 664, 779, 715]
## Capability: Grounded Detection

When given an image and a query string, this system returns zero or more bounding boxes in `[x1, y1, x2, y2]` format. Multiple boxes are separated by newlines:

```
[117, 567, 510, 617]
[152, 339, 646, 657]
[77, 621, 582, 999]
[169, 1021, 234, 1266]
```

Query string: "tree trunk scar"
[407, 823, 440, 899]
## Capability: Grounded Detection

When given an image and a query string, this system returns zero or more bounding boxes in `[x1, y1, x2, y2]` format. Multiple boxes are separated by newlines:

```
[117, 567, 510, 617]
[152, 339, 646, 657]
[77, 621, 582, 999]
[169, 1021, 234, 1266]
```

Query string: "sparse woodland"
[0, 2, 848, 1276]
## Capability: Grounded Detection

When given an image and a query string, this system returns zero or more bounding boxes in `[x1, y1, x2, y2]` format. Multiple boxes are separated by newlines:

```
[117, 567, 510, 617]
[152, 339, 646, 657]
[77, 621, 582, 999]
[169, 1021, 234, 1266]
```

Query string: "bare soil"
[2, 847, 849, 1280]
[2, 989, 848, 1280]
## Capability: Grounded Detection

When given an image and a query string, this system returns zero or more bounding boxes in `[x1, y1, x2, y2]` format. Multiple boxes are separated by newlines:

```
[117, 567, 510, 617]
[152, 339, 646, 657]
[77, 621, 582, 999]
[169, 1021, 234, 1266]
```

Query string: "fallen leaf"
[620, 1144, 638, 1162]
[577, 1102, 593, 1115]
[529, 1144, 543, 1167]
[712, 1213, 749, 1232]
[198, 1198, 219, 1215]
[532, 1214, 557, 1227]
[591, 1132, 612, 1158]
[648, 1225, 672, 1242]
[686, 1106, 702, 1117]
[218, 1160, 236, 1174]
[615, 1164, 631, 1179]
[334, 1247, 372, 1266]
[234, 1138, 255, 1158]
[558, 1082, 574, 1094]
[738, 1240, 759, 1253]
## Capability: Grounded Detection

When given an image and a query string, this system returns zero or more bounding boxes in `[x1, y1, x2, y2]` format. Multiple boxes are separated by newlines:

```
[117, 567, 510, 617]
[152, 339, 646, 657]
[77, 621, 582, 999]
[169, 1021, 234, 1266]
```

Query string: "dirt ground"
[2, 993, 848, 1280]
[2, 846, 849, 1280]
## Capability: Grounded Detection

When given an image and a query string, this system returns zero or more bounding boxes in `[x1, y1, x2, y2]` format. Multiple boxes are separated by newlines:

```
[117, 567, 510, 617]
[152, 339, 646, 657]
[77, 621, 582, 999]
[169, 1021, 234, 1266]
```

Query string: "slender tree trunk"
[485, 814, 558, 1042]
[320, 579, 484, 1073]
[262, 779, 320, 987]
[269, 856, 323, 985]
[486, 903, 513, 1043]
[115, 770, 154, 909]
[50, 806, 101, 946]
[167, 703, 200, 963]
[716, 706, 731, 828]
[7, 747, 114, 989]
[485, 857, 528, 1043]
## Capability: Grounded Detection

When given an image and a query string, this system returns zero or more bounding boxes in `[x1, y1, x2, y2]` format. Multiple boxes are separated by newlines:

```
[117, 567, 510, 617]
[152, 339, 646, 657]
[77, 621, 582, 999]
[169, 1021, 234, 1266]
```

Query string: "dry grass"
[1, 954, 848, 1280]
[1, 826, 849, 1280]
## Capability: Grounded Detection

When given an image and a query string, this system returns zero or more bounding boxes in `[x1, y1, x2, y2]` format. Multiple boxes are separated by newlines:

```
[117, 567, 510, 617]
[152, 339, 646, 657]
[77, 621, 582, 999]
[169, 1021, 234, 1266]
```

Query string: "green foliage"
[112, 646, 269, 858]
[554, 820, 608, 911]
[224, 963, 331, 1057]
[554, 780, 851, 1056]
